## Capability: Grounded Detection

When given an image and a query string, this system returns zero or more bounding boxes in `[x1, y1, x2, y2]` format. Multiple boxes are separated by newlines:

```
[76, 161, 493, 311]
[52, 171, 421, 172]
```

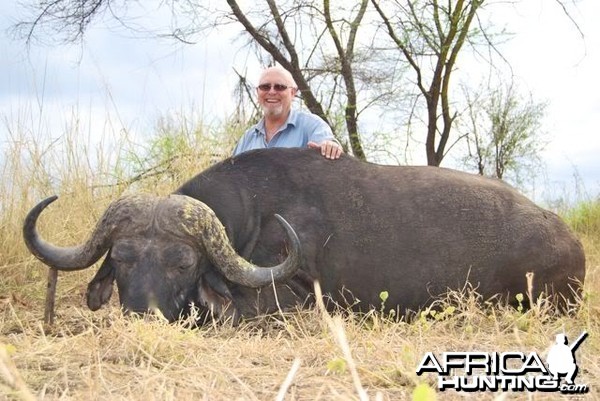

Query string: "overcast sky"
[1, 0, 599, 205]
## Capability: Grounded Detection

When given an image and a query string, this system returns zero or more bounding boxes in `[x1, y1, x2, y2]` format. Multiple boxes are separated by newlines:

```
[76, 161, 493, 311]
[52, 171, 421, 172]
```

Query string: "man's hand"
[308, 140, 343, 160]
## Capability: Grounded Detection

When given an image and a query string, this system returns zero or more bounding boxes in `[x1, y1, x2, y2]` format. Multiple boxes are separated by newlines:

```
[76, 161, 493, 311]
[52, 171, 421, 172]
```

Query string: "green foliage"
[326, 357, 347, 374]
[379, 290, 389, 315]
[412, 382, 437, 401]
[418, 306, 456, 323]
[378, 290, 397, 320]
[563, 200, 600, 236]
[1, 344, 17, 355]
[460, 82, 547, 186]
[121, 113, 240, 190]
[511, 293, 531, 330]
[515, 293, 525, 314]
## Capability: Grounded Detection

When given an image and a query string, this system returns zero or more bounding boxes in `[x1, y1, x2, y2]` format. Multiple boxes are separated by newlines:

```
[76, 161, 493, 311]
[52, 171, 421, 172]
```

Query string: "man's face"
[257, 70, 297, 119]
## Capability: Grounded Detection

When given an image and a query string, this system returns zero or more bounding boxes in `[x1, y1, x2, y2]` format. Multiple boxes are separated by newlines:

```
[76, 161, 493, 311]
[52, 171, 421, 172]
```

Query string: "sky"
[1, 0, 599, 206]
[499, 0, 600, 203]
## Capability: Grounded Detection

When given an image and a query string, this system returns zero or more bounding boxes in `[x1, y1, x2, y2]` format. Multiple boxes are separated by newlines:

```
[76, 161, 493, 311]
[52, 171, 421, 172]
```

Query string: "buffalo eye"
[178, 261, 194, 271]
[110, 241, 139, 266]
[176, 255, 195, 271]
[164, 243, 198, 273]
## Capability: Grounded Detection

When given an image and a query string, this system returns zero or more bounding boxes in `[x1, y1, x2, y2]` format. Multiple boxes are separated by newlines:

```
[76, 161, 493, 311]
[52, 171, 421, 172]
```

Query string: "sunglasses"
[257, 83, 293, 92]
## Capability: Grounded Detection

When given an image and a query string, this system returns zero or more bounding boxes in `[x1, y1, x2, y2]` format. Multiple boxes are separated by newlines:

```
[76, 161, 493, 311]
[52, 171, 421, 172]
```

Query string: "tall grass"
[564, 200, 600, 238]
[1, 112, 599, 400]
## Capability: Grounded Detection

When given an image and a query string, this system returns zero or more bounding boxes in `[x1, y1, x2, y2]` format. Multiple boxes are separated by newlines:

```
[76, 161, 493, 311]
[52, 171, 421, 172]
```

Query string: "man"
[233, 66, 343, 160]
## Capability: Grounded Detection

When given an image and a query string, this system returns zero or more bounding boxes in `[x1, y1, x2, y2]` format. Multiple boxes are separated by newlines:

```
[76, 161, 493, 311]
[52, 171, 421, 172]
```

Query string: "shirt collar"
[254, 109, 298, 136]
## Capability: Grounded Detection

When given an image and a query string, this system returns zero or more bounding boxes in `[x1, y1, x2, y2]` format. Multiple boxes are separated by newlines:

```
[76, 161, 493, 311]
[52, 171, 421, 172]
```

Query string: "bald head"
[256, 66, 298, 120]
[258, 66, 297, 88]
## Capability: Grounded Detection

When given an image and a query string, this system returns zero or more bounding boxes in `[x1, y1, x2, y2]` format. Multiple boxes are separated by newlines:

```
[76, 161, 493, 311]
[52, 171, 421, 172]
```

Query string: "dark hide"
[32, 147, 581, 323]
[157, 148, 586, 318]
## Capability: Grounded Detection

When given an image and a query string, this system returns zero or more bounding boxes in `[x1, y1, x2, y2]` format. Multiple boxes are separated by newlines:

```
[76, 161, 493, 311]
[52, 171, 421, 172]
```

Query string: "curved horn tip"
[24, 195, 59, 226]
[23, 194, 108, 271]
[197, 208, 303, 288]
[274, 213, 302, 259]
[39, 195, 59, 208]
[274, 213, 300, 240]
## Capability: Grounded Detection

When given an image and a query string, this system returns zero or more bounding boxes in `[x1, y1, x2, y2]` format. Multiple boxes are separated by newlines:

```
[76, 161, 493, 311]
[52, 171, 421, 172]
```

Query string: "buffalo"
[23, 148, 585, 322]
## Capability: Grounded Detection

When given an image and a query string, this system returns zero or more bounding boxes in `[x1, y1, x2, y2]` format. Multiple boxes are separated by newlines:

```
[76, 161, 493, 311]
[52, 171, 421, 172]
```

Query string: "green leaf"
[2, 344, 17, 355]
[326, 358, 347, 374]
[412, 382, 437, 401]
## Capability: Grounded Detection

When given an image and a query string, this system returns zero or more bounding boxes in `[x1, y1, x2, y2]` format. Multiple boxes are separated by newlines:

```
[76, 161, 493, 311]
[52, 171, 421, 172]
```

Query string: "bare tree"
[461, 89, 489, 176]
[14, 0, 406, 161]
[223, 0, 380, 159]
[461, 83, 548, 183]
[15, 0, 117, 45]
[13, 0, 581, 168]
[322, 0, 369, 159]
[371, 0, 484, 166]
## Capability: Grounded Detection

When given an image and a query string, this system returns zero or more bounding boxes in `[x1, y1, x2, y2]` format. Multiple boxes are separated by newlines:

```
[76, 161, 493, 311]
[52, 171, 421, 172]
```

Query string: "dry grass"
[1, 267, 598, 400]
[1, 122, 599, 400]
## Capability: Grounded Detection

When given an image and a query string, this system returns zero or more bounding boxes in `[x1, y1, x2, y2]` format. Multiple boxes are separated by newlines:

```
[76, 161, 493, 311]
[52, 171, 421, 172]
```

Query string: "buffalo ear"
[198, 271, 238, 323]
[86, 257, 116, 311]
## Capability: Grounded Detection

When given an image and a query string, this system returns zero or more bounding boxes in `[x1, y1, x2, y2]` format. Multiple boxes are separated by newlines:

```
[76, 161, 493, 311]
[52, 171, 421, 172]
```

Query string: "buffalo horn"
[23, 195, 132, 271]
[176, 195, 302, 288]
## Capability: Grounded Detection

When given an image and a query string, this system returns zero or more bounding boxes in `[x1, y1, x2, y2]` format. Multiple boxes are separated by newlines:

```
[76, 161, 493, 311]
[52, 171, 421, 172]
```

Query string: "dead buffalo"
[23, 148, 585, 322]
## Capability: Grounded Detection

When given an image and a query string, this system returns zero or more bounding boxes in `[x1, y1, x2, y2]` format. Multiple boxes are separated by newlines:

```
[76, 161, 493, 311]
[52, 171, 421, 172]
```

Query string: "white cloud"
[1, 0, 598, 202]
[504, 0, 600, 200]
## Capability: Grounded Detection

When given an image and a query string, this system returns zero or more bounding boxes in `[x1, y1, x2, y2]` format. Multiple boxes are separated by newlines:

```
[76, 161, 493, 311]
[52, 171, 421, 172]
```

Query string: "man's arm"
[308, 140, 343, 160]
[305, 115, 343, 160]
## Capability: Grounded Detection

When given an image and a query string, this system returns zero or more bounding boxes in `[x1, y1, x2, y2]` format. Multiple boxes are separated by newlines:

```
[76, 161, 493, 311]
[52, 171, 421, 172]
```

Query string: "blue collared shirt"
[233, 109, 336, 156]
